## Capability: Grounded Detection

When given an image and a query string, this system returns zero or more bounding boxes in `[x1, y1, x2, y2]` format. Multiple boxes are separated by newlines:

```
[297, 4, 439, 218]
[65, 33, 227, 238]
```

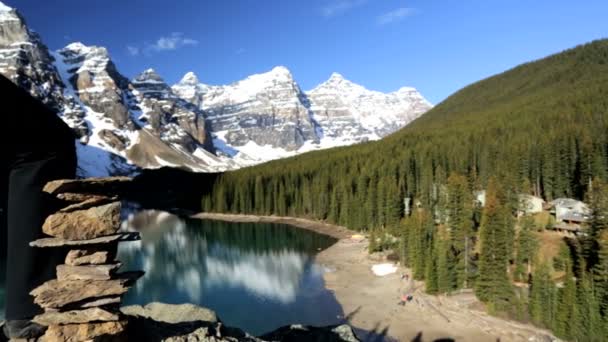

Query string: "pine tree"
[593, 230, 608, 316]
[575, 274, 604, 341]
[435, 226, 454, 293]
[408, 208, 432, 280]
[446, 173, 474, 288]
[554, 261, 578, 339]
[368, 226, 378, 253]
[425, 234, 439, 294]
[514, 216, 538, 282]
[476, 178, 514, 311]
[584, 178, 608, 268]
[528, 261, 556, 328]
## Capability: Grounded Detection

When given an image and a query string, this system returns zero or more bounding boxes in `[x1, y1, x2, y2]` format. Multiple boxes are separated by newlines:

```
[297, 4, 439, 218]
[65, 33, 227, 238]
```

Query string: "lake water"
[117, 210, 343, 335]
[0, 210, 343, 334]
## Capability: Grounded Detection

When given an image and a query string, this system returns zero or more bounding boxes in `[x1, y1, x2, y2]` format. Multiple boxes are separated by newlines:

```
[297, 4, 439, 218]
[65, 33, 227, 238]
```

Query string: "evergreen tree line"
[201, 40, 608, 339]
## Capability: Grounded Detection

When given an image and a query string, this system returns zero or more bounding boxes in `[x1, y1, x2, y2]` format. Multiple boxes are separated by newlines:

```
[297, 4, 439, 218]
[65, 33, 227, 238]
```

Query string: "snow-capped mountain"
[0, 2, 432, 176]
[0, 2, 223, 177]
[172, 68, 432, 165]
[307, 72, 431, 140]
[174, 66, 319, 153]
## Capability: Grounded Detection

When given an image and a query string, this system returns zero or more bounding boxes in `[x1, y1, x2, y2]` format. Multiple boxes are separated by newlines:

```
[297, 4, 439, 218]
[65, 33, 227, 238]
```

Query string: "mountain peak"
[63, 42, 92, 54]
[0, 2, 12, 11]
[0, 1, 19, 22]
[329, 72, 344, 81]
[179, 71, 200, 85]
[271, 65, 291, 76]
[133, 68, 166, 84]
[395, 86, 417, 93]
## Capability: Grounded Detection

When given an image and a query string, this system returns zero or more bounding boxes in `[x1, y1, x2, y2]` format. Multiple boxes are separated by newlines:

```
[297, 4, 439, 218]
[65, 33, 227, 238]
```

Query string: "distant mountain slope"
[205, 39, 608, 227]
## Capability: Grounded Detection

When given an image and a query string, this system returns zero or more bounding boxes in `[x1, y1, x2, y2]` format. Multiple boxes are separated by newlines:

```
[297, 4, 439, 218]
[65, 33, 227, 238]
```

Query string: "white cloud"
[149, 32, 199, 52]
[321, 0, 367, 17]
[126, 45, 140, 56]
[377, 7, 414, 25]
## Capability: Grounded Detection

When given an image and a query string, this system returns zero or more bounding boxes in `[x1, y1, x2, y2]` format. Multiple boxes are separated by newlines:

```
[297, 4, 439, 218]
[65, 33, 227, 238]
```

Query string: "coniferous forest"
[202, 40, 608, 339]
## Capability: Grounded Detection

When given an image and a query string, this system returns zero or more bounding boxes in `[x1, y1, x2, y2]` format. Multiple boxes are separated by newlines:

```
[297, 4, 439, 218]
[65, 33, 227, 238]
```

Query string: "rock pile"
[28, 177, 142, 342]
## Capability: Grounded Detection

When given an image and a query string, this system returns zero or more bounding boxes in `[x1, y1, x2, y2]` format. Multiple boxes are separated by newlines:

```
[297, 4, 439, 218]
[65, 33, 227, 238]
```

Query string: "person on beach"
[0, 74, 77, 339]
[398, 294, 408, 306]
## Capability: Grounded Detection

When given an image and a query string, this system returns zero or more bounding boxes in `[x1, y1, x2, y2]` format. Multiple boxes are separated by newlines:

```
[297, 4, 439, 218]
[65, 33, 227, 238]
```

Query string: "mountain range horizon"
[0, 2, 432, 177]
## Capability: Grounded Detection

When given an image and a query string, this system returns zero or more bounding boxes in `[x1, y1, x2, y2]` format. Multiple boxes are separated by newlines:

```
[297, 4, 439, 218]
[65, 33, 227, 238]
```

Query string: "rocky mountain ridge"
[0, 2, 432, 176]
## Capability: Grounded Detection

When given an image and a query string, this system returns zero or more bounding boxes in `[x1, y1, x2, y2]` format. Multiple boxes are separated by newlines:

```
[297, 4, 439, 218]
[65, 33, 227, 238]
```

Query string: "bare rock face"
[306, 73, 432, 139]
[0, 5, 88, 137]
[130, 69, 215, 153]
[65, 249, 111, 266]
[57, 43, 134, 133]
[34, 307, 120, 326]
[30, 272, 142, 309]
[56, 263, 121, 281]
[192, 66, 319, 151]
[40, 320, 127, 342]
[42, 202, 121, 240]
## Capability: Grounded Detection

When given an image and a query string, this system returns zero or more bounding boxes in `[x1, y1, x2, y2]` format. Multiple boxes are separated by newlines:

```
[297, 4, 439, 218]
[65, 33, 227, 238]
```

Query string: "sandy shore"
[193, 213, 556, 342]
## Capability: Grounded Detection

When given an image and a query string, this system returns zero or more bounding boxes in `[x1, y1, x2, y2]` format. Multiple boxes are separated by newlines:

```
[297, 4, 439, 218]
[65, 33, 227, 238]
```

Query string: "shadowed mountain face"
[117, 211, 343, 335]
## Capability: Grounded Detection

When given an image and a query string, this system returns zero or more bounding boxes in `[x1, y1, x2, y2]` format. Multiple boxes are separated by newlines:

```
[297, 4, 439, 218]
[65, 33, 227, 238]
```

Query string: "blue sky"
[4, 0, 607, 104]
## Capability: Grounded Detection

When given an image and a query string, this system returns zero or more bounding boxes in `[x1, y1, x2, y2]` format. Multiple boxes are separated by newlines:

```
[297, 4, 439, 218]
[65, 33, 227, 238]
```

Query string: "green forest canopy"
[204, 39, 608, 230]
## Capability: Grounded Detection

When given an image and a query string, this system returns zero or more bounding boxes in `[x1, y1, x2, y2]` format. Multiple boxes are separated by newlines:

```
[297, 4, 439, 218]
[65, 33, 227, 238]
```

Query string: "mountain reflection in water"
[118, 210, 343, 335]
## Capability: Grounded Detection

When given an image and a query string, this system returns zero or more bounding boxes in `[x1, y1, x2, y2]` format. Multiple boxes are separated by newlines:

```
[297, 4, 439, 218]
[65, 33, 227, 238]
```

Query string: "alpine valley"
[0, 3, 432, 177]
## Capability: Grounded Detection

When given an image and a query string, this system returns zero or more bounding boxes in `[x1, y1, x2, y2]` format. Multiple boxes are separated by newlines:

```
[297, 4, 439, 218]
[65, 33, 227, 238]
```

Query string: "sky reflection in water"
[118, 210, 343, 335]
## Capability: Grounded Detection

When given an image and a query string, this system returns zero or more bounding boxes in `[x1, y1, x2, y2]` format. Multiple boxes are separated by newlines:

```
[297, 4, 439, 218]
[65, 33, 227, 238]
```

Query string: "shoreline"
[192, 212, 556, 341]
[192, 212, 354, 239]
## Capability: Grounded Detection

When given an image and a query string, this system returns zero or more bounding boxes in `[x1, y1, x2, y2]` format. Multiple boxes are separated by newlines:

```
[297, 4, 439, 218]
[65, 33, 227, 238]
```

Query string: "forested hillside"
[202, 39, 608, 339]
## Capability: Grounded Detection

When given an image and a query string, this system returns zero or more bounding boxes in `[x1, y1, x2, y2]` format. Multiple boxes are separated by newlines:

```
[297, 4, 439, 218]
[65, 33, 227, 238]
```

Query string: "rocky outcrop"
[0, 4, 87, 136]
[191, 66, 319, 151]
[27, 179, 145, 341]
[56, 42, 134, 132]
[260, 324, 360, 342]
[306, 72, 432, 139]
[42, 201, 121, 240]
[121, 302, 360, 342]
[131, 69, 215, 153]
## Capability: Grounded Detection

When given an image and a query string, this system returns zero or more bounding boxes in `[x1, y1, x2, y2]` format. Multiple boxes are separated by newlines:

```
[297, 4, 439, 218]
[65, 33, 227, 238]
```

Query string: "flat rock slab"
[30, 232, 140, 248]
[57, 263, 122, 281]
[66, 249, 111, 266]
[33, 307, 120, 326]
[43, 202, 121, 240]
[40, 320, 127, 342]
[59, 196, 118, 213]
[121, 302, 218, 324]
[44, 177, 132, 196]
[31, 272, 143, 309]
